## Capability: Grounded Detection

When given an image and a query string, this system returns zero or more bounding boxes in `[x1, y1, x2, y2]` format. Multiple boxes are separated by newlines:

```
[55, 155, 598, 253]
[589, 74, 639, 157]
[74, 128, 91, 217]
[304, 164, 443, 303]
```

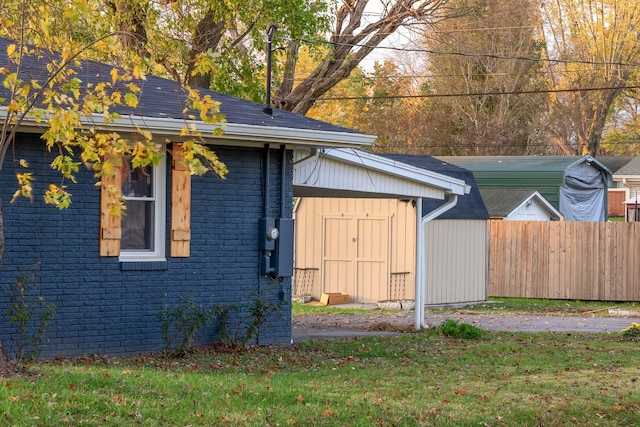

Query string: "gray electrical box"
[274, 218, 294, 277]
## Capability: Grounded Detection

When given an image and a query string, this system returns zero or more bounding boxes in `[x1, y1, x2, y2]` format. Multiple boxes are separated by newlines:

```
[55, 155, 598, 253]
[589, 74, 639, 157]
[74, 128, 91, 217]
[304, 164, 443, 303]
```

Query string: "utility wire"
[303, 84, 640, 103]
[290, 66, 640, 83]
[288, 36, 640, 69]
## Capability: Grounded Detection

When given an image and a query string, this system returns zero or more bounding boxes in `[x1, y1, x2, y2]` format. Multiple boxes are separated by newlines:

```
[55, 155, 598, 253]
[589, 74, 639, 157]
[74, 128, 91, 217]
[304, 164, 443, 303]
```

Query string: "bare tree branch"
[275, 0, 457, 115]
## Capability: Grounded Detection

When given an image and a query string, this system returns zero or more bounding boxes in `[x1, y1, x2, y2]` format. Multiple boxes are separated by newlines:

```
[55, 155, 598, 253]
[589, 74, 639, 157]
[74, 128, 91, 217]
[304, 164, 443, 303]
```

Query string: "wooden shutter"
[99, 155, 122, 256]
[171, 144, 191, 257]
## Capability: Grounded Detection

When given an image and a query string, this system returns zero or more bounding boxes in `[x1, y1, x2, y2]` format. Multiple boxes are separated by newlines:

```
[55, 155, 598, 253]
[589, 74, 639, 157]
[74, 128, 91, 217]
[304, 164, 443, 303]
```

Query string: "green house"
[436, 156, 613, 221]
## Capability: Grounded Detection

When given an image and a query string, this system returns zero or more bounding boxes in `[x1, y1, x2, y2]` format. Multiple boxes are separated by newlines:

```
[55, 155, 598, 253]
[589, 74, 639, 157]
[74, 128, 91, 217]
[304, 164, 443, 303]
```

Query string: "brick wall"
[0, 134, 292, 358]
[608, 189, 626, 217]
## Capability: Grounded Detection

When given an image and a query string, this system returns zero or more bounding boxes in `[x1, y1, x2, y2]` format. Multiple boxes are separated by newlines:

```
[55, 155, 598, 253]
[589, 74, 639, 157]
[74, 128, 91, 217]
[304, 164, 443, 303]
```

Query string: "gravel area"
[292, 308, 640, 341]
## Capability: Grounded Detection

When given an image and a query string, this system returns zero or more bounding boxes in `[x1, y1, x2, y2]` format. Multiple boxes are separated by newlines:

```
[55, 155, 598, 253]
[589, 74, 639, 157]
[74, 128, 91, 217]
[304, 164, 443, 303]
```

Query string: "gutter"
[414, 194, 459, 329]
[0, 107, 376, 149]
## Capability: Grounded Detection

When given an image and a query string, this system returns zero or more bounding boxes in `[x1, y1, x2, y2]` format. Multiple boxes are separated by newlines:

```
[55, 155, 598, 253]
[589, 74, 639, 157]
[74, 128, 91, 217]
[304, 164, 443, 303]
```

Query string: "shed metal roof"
[436, 155, 612, 209]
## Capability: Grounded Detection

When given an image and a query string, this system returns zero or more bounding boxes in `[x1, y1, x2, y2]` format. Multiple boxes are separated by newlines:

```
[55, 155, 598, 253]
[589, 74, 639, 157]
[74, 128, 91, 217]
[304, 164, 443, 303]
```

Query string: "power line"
[290, 66, 640, 83]
[370, 139, 640, 149]
[289, 36, 640, 69]
[305, 84, 640, 103]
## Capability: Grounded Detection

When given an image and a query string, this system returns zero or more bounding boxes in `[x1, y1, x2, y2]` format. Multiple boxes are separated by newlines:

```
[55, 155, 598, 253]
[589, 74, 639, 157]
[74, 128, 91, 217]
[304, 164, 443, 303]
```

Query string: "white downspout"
[414, 194, 459, 330]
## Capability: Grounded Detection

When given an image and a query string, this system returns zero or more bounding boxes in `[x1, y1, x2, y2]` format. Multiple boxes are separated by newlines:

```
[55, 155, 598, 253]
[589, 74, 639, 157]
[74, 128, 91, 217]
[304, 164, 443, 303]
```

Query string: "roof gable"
[294, 149, 470, 200]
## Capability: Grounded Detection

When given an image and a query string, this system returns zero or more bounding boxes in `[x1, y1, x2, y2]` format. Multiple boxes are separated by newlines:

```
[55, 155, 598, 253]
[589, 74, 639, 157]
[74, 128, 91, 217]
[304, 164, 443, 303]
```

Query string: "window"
[119, 157, 166, 261]
[100, 145, 189, 259]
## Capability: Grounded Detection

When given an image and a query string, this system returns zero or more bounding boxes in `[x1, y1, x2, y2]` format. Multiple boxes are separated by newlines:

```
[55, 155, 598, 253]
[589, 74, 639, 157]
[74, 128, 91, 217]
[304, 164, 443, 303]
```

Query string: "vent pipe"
[263, 23, 277, 116]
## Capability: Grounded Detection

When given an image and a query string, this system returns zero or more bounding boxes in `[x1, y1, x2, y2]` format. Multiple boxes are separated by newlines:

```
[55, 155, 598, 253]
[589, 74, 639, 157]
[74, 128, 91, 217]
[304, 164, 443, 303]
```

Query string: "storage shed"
[437, 156, 612, 222]
[294, 154, 489, 308]
[479, 189, 562, 221]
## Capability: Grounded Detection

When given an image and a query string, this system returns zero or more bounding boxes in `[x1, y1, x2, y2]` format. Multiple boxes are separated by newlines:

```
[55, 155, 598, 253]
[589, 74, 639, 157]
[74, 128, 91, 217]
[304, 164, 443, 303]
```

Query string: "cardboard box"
[320, 292, 350, 306]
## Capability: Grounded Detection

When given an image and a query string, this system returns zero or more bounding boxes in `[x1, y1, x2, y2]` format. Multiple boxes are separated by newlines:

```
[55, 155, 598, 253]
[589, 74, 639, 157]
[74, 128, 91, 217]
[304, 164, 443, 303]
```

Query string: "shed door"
[322, 216, 390, 303]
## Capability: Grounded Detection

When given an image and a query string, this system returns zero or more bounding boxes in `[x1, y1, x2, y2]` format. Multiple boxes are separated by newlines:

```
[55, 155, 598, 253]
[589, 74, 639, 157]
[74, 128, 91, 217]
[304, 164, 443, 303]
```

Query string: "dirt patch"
[366, 321, 415, 333]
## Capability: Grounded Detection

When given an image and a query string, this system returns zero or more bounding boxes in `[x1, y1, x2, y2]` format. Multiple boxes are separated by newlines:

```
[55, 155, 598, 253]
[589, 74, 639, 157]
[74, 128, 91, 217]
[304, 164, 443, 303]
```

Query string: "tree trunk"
[0, 200, 17, 378]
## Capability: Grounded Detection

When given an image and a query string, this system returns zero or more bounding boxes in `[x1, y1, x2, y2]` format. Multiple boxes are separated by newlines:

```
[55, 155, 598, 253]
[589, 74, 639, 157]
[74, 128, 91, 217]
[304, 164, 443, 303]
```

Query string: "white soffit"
[294, 148, 470, 199]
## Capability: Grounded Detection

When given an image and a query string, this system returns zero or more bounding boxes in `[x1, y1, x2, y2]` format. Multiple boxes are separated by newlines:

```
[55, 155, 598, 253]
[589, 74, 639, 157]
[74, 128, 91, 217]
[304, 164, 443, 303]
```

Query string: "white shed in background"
[479, 189, 563, 221]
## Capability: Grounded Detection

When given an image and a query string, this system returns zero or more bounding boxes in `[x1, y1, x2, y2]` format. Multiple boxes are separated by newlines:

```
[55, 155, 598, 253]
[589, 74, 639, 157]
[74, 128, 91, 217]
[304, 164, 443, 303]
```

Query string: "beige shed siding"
[295, 159, 445, 199]
[424, 220, 488, 305]
[293, 198, 416, 302]
[292, 198, 323, 297]
[295, 198, 488, 305]
[388, 200, 416, 301]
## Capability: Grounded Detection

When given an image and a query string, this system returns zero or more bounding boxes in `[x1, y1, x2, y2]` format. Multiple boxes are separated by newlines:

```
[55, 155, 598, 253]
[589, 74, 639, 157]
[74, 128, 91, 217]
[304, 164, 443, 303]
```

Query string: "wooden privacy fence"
[489, 220, 640, 301]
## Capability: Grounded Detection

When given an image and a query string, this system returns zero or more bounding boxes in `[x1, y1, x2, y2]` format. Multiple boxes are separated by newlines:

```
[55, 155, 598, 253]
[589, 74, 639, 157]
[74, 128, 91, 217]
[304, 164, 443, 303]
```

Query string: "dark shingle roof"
[0, 37, 363, 135]
[596, 156, 634, 175]
[613, 157, 640, 177]
[379, 154, 489, 220]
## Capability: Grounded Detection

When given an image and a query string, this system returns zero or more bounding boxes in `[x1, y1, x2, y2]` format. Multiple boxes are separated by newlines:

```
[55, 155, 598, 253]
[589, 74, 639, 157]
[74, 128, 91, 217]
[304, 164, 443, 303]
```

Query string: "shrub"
[621, 322, 640, 342]
[159, 297, 227, 356]
[438, 319, 483, 339]
[7, 269, 56, 361]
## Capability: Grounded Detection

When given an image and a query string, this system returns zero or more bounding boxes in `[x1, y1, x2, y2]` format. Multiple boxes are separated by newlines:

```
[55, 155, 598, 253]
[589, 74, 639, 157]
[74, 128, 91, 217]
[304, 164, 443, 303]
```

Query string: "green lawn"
[2, 325, 640, 426]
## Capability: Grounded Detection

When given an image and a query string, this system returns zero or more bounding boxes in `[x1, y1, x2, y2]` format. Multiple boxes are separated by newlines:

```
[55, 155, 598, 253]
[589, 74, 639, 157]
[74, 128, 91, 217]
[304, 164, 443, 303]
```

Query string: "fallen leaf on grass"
[321, 409, 336, 418]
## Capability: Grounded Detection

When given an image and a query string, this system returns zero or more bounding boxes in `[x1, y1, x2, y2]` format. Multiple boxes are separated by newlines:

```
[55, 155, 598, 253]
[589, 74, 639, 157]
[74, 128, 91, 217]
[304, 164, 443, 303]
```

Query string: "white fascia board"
[2, 108, 376, 148]
[322, 148, 471, 196]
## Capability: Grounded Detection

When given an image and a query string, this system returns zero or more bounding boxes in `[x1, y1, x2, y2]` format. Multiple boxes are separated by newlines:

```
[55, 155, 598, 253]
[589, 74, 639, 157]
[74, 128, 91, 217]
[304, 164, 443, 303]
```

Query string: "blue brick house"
[0, 38, 374, 358]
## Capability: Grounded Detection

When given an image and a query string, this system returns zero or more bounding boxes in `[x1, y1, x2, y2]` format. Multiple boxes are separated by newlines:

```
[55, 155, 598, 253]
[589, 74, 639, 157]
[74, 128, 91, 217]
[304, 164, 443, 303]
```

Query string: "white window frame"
[119, 157, 166, 262]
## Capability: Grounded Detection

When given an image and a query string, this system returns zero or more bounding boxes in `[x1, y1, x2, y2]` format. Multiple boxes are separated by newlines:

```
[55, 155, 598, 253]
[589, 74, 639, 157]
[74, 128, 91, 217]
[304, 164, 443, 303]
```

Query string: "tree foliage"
[541, 0, 640, 155]
[85, 0, 462, 117]
[93, 0, 330, 103]
[421, 0, 549, 155]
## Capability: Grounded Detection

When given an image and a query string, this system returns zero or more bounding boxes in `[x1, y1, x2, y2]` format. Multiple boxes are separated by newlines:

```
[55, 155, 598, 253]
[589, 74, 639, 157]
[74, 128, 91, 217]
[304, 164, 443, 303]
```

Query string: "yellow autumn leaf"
[132, 66, 145, 80]
[124, 93, 138, 108]
[110, 68, 118, 84]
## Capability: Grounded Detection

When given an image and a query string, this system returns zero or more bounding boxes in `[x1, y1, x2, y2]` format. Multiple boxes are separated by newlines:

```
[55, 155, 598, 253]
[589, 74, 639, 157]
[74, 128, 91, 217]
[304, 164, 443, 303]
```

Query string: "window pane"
[122, 165, 152, 197]
[121, 200, 155, 250]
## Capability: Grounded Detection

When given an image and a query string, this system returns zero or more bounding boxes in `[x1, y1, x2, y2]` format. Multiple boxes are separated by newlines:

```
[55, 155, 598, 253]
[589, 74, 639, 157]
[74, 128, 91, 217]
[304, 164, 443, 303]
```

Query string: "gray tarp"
[559, 162, 608, 222]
